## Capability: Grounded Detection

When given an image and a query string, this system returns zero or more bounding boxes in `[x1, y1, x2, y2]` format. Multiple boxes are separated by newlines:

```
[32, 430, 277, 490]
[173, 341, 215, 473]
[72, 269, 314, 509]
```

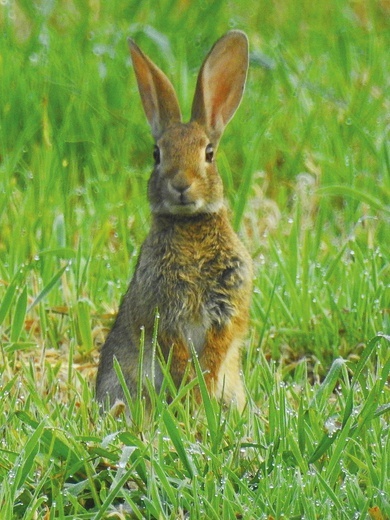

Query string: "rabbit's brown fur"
[96, 31, 253, 411]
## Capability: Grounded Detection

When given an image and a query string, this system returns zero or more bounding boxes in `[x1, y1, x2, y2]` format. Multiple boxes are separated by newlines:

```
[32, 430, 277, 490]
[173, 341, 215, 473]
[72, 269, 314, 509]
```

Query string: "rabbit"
[96, 30, 253, 412]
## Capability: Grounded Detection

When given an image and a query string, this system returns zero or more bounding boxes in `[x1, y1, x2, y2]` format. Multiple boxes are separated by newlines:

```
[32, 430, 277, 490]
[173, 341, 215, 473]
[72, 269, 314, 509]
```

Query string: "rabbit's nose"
[171, 180, 192, 195]
[169, 179, 194, 205]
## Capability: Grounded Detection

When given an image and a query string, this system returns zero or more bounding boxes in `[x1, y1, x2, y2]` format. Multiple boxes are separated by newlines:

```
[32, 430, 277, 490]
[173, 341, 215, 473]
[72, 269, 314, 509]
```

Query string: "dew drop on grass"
[98, 62, 107, 79]
[39, 29, 50, 48]
[29, 53, 40, 64]
[75, 186, 86, 196]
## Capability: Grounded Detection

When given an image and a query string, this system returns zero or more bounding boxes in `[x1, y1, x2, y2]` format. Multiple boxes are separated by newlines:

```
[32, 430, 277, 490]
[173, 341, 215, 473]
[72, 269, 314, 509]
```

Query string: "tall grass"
[0, 0, 389, 518]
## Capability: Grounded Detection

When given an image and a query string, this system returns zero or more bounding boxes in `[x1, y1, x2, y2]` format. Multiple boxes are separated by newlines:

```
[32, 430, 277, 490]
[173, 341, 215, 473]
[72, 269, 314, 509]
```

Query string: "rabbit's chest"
[138, 220, 251, 335]
[161, 251, 248, 327]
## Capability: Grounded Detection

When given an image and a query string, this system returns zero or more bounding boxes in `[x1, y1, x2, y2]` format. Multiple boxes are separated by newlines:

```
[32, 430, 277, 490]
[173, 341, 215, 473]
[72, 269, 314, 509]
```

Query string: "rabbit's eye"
[153, 145, 161, 165]
[205, 144, 214, 163]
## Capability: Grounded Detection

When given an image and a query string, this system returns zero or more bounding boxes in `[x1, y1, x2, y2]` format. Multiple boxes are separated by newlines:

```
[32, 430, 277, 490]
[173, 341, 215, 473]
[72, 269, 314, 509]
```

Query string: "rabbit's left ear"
[128, 39, 182, 140]
[191, 31, 249, 146]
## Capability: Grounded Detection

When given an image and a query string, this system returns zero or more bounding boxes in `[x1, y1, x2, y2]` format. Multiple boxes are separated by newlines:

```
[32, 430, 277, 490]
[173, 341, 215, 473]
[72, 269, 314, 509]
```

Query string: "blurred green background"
[0, 0, 389, 366]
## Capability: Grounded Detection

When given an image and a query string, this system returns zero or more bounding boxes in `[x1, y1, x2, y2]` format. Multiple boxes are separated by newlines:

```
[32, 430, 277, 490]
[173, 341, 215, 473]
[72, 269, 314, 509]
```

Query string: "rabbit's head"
[129, 31, 249, 216]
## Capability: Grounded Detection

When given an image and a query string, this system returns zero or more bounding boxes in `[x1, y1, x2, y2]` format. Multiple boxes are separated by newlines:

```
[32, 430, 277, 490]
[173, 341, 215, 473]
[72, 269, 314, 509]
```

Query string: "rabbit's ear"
[191, 31, 248, 146]
[128, 39, 182, 140]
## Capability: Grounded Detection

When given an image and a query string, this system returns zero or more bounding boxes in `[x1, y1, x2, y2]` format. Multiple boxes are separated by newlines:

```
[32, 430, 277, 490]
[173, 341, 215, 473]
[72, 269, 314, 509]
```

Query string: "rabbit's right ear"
[128, 39, 182, 140]
[191, 31, 249, 146]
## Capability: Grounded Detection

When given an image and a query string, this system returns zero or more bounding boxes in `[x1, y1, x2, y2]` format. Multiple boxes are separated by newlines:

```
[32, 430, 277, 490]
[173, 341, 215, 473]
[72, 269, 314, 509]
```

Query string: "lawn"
[0, 0, 389, 519]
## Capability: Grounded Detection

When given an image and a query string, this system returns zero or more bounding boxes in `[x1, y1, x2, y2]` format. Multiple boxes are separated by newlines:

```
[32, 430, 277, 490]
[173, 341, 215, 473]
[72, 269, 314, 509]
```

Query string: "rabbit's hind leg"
[200, 323, 246, 411]
[158, 331, 194, 390]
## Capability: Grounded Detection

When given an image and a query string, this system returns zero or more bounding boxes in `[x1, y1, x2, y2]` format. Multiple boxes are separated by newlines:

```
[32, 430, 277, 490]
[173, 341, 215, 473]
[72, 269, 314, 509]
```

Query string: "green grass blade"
[162, 409, 196, 479]
[113, 356, 134, 412]
[314, 468, 347, 516]
[297, 396, 306, 456]
[325, 415, 354, 486]
[15, 412, 82, 471]
[190, 343, 218, 440]
[76, 298, 94, 353]
[309, 357, 345, 412]
[343, 333, 389, 427]
[317, 185, 390, 215]
[10, 286, 28, 342]
[28, 261, 69, 311]
[92, 466, 139, 520]
[0, 277, 18, 327]
[11, 420, 44, 491]
[307, 430, 339, 465]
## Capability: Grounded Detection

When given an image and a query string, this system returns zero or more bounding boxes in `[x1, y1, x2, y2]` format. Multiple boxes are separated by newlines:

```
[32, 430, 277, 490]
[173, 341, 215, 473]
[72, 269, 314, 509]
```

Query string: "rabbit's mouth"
[164, 198, 224, 216]
[169, 200, 200, 215]
[149, 196, 201, 215]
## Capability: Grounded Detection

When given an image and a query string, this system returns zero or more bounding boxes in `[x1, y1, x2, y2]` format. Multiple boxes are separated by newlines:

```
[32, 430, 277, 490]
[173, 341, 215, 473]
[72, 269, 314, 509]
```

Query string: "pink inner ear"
[132, 49, 148, 84]
[132, 53, 155, 113]
[210, 75, 234, 129]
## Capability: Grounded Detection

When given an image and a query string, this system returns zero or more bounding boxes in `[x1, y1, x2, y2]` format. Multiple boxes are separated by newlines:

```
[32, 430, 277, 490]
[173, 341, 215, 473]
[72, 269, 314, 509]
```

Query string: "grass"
[0, 0, 389, 518]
